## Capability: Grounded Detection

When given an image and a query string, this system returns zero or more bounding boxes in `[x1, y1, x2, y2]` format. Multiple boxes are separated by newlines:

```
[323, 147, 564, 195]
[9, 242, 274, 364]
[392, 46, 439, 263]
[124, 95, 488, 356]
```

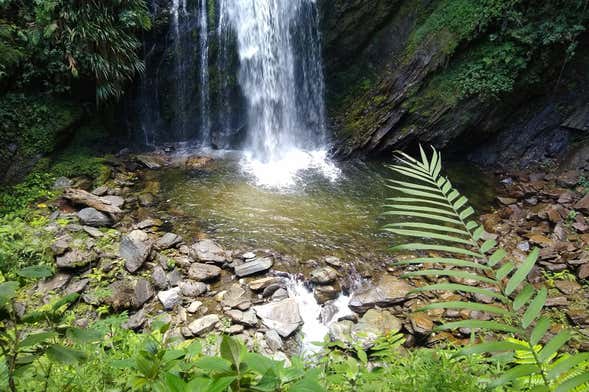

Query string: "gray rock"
[105, 280, 136, 310]
[56, 249, 98, 269]
[253, 298, 302, 337]
[167, 268, 184, 286]
[234, 257, 273, 277]
[135, 278, 155, 307]
[248, 277, 283, 291]
[78, 207, 113, 227]
[155, 233, 182, 250]
[190, 239, 227, 263]
[329, 320, 354, 343]
[179, 280, 208, 297]
[83, 226, 103, 238]
[120, 230, 152, 273]
[101, 195, 125, 209]
[351, 309, 402, 348]
[188, 314, 220, 336]
[152, 265, 168, 289]
[314, 285, 339, 304]
[51, 235, 72, 256]
[188, 263, 222, 281]
[349, 275, 412, 313]
[65, 278, 89, 295]
[265, 329, 283, 351]
[187, 301, 203, 313]
[138, 193, 155, 207]
[271, 288, 289, 301]
[325, 256, 343, 268]
[53, 177, 73, 189]
[38, 273, 71, 293]
[226, 309, 258, 327]
[228, 324, 245, 335]
[123, 307, 148, 330]
[157, 287, 182, 310]
[92, 185, 109, 196]
[310, 266, 338, 284]
[221, 284, 250, 308]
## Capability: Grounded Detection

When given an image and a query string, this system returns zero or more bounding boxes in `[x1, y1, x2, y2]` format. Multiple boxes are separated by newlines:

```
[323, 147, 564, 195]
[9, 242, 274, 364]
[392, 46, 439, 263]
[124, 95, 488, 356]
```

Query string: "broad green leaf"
[458, 340, 530, 355]
[390, 244, 482, 258]
[221, 335, 243, 369]
[384, 204, 457, 216]
[419, 301, 509, 315]
[522, 287, 547, 328]
[195, 357, 232, 373]
[411, 283, 507, 301]
[547, 352, 589, 381]
[490, 364, 539, 387]
[243, 352, 276, 375]
[489, 249, 507, 267]
[436, 320, 520, 334]
[0, 281, 19, 306]
[205, 376, 237, 392]
[66, 328, 103, 344]
[385, 229, 473, 245]
[393, 257, 490, 270]
[530, 317, 551, 346]
[19, 332, 57, 348]
[402, 270, 495, 284]
[17, 266, 53, 279]
[289, 373, 324, 392]
[537, 331, 571, 363]
[514, 284, 535, 311]
[46, 345, 87, 364]
[254, 369, 280, 392]
[554, 372, 589, 392]
[505, 248, 539, 295]
[165, 373, 187, 392]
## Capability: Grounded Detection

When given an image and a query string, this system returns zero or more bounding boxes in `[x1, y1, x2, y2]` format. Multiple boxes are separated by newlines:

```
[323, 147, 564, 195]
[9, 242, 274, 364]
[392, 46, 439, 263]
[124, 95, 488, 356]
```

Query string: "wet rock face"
[234, 257, 273, 277]
[78, 208, 113, 227]
[253, 298, 303, 337]
[349, 274, 412, 313]
[188, 263, 222, 282]
[120, 230, 152, 273]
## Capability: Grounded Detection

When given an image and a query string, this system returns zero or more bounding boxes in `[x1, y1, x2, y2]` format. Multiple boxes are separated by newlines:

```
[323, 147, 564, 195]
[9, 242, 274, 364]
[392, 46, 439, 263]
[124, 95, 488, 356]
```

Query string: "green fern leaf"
[411, 283, 507, 301]
[530, 318, 551, 346]
[384, 222, 471, 236]
[458, 340, 530, 355]
[390, 244, 482, 258]
[436, 320, 521, 334]
[514, 285, 536, 311]
[402, 270, 496, 284]
[537, 331, 572, 363]
[547, 353, 589, 381]
[393, 257, 491, 270]
[489, 249, 507, 266]
[418, 301, 510, 315]
[554, 372, 589, 392]
[505, 248, 540, 295]
[489, 364, 539, 387]
[522, 287, 547, 328]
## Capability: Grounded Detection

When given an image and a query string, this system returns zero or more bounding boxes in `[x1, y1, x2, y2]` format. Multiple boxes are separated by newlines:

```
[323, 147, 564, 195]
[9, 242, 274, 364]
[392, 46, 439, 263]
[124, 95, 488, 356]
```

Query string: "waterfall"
[198, 0, 210, 144]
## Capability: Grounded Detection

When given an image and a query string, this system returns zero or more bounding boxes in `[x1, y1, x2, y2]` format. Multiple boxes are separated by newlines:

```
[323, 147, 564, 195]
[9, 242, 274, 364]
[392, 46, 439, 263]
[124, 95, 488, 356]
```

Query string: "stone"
[78, 207, 113, 227]
[135, 278, 154, 307]
[188, 314, 220, 336]
[167, 269, 184, 286]
[136, 154, 168, 169]
[105, 280, 136, 310]
[157, 287, 182, 310]
[545, 297, 569, 307]
[51, 235, 72, 256]
[528, 234, 554, 247]
[309, 266, 338, 284]
[221, 284, 250, 308]
[155, 233, 182, 250]
[271, 288, 289, 301]
[56, 249, 98, 269]
[120, 230, 152, 273]
[53, 177, 73, 189]
[138, 193, 155, 207]
[101, 195, 125, 209]
[226, 309, 258, 327]
[64, 188, 122, 214]
[92, 185, 109, 196]
[574, 193, 589, 213]
[242, 252, 256, 259]
[253, 298, 302, 337]
[188, 263, 222, 281]
[123, 307, 148, 330]
[234, 257, 273, 277]
[65, 278, 89, 295]
[190, 239, 227, 263]
[314, 285, 339, 304]
[152, 265, 168, 289]
[248, 277, 283, 291]
[265, 330, 283, 351]
[83, 226, 103, 238]
[262, 284, 283, 298]
[351, 309, 402, 348]
[329, 320, 354, 343]
[135, 218, 163, 229]
[497, 197, 517, 205]
[554, 279, 582, 296]
[179, 280, 208, 297]
[409, 312, 434, 335]
[187, 301, 203, 313]
[325, 256, 343, 268]
[349, 274, 412, 313]
[228, 325, 245, 335]
[578, 264, 589, 280]
[185, 156, 213, 169]
[38, 273, 71, 293]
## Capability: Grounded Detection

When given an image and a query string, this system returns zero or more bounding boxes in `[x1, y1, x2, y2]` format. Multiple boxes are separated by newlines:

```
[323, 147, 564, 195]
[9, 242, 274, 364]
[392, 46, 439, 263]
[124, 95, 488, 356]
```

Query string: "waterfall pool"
[149, 152, 496, 264]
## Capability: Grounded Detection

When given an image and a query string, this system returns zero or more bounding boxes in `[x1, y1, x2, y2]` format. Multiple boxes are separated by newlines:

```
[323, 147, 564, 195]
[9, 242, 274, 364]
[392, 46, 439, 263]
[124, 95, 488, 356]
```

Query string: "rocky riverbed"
[26, 150, 589, 359]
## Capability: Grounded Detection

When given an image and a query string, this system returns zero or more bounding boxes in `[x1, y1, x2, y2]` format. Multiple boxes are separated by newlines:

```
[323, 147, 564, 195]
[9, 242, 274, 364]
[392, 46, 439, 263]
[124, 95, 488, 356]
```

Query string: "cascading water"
[220, 0, 339, 187]
[198, 0, 210, 144]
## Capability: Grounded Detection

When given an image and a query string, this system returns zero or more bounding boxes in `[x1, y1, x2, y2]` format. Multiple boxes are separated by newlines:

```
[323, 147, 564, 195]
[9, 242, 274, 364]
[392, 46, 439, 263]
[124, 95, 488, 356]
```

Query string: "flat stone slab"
[234, 257, 273, 277]
[253, 298, 301, 337]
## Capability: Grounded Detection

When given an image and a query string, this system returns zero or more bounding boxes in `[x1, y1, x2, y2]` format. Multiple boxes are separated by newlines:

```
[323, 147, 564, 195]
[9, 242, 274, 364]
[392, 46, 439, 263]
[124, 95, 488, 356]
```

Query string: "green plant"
[385, 146, 589, 391]
[0, 266, 101, 392]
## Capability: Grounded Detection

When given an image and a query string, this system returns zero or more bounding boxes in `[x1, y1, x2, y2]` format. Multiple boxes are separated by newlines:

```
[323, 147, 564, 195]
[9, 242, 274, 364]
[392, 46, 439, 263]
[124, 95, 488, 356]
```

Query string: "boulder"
[226, 309, 258, 327]
[38, 273, 71, 293]
[155, 233, 183, 250]
[188, 263, 222, 281]
[265, 329, 283, 351]
[190, 239, 227, 263]
[179, 280, 208, 297]
[248, 277, 283, 291]
[234, 257, 273, 277]
[349, 274, 412, 313]
[136, 154, 168, 169]
[314, 285, 339, 304]
[53, 177, 73, 189]
[56, 249, 98, 269]
[78, 208, 113, 227]
[351, 309, 402, 348]
[120, 230, 152, 273]
[329, 320, 354, 343]
[578, 264, 589, 280]
[64, 188, 122, 214]
[409, 312, 434, 335]
[253, 298, 302, 337]
[309, 266, 338, 284]
[157, 287, 182, 310]
[101, 195, 125, 209]
[51, 235, 72, 256]
[135, 278, 155, 307]
[554, 279, 582, 296]
[188, 314, 220, 336]
[187, 301, 203, 313]
[105, 280, 136, 311]
[152, 265, 168, 289]
[221, 284, 251, 309]
[574, 193, 589, 213]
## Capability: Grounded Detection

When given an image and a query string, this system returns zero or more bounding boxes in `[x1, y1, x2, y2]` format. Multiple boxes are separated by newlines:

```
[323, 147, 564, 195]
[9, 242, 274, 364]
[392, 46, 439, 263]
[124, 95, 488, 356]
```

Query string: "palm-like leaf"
[386, 146, 589, 391]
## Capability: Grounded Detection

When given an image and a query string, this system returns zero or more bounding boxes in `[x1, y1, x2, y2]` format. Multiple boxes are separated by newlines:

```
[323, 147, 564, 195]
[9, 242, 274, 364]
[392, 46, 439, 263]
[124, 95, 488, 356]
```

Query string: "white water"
[198, 0, 210, 143]
[221, 0, 338, 187]
[287, 278, 354, 354]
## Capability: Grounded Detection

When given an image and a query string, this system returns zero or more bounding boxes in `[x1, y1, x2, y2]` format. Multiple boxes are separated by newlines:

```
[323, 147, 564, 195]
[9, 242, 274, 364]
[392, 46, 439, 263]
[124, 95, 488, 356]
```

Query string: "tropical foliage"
[385, 146, 589, 391]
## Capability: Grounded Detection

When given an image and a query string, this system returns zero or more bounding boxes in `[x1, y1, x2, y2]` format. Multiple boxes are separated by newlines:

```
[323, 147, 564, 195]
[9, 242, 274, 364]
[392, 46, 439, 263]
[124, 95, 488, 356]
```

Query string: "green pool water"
[154, 157, 496, 262]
